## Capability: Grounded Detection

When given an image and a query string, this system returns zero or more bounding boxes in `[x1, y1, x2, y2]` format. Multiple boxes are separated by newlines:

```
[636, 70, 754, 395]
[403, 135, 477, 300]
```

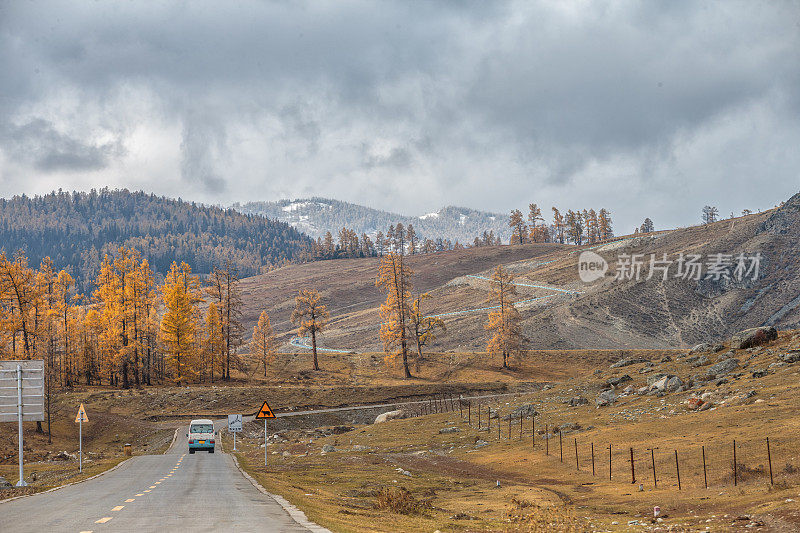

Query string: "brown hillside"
[239, 192, 800, 352]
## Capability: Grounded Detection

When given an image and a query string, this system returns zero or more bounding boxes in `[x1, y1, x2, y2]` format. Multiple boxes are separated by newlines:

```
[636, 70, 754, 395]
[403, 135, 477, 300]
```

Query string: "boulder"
[374, 409, 407, 424]
[779, 351, 800, 364]
[686, 397, 705, 410]
[660, 355, 673, 363]
[568, 396, 589, 407]
[752, 369, 769, 378]
[716, 351, 736, 361]
[509, 404, 538, 418]
[731, 326, 778, 350]
[691, 342, 725, 354]
[665, 376, 684, 392]
[321, 444, 336, 453]
[606, 375, 632, 388]
[610, 357, 649, 369]
[53, 451, 76, 461]
[0, 476, 12, 489]
[474, 440, 489, 448]
[705, 358, 739, 379]
[690, 355, 710, 367]
[647, 373, 669, 386]
[557, 422, 581, 434]
[596, 390, 617, 407]
[622, 385, 636, 395]
[649, 375, 670, 392]
[439, 427, 461, 434]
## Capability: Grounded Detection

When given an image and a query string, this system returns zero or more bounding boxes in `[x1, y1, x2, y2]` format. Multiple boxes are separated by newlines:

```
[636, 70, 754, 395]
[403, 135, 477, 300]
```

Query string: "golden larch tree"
[291, 289, 329, 371]
[598, 208, 613, 241]
[484, 266, 524, 369]
[409, 292, 446, 370]
[202, 302, 224, 383]
[376, 250, 414, 377]
[252, 310, 277, 377]
[509, 209, 527, 245]
[160, 261, 203, 385]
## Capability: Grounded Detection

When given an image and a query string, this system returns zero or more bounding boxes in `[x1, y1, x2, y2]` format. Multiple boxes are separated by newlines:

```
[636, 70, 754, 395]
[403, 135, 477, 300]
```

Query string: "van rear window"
[191, 424, 213, 433]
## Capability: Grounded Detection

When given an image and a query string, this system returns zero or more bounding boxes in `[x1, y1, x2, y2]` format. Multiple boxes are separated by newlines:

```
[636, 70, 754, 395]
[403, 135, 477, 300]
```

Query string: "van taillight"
[188, 439, 194, 444]
[210, 440, 215, 444]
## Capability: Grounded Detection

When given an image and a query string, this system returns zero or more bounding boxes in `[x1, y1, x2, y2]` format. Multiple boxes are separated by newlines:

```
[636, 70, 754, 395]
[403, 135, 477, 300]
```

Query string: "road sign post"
[255, 401, 276, 467]
[75, 403, 88, 473]
[1, 360, 44, 487]
[228, 414, 243, 451]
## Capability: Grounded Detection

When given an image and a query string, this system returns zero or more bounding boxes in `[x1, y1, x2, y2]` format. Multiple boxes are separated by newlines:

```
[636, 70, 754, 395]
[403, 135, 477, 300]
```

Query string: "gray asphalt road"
[0, 425, 312, 532]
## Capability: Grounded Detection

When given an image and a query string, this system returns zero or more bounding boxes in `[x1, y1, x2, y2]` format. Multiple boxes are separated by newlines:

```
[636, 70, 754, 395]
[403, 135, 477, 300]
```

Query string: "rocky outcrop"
[705, 358, 740, 379]
[374, 409, 407, 423]
[606, 375, 633, 388]
[596, 390, 617, 407]
[731, 326, 778, 349]
[610, 357, 649, 369]
[568, 396, 589, 407]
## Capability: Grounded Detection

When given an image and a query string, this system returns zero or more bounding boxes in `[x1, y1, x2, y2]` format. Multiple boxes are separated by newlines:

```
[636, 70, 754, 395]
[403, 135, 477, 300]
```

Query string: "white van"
[187, 418, 216, 454]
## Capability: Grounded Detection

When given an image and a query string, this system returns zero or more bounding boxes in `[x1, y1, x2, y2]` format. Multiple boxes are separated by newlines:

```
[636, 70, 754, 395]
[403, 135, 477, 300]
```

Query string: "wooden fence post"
[559, 431, 563, 463]
[591, 442, 595, 476]
[630, 447, 636, 484]
[532, 416, 535, 449]
[733, 439, 738, 487]
[545, 424, 549, 456]
[702, 445, 708, 489]
[767, 437, 774, 486]
[467, 401, 471, 426]
[675, 450, 681, 490]
[575, 438, 579, 470]
[609, 444, 612, 480]
[649, 448, 657, 488]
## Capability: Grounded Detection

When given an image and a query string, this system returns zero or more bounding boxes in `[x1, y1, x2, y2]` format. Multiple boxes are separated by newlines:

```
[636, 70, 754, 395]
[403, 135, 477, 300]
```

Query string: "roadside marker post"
[75, 403, 89, 473]
[0, 360, 44, 487]
[255, 401, 276, 467]
[228, 414, 243, 451]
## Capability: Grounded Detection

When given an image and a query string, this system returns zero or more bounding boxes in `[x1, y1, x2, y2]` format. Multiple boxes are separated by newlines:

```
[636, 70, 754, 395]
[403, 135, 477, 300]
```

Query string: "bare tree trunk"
[311, 328, 319, 371]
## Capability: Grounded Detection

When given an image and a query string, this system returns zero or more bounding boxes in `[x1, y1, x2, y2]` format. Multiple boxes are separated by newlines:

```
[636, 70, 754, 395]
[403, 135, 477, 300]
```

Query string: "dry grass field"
[223, 330, 800, 532]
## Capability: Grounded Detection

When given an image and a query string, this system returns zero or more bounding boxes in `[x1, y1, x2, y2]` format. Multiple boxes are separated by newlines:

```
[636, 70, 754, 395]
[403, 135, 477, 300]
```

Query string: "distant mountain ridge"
[232, 198, 512, 243]
[0, 189, 311, 290]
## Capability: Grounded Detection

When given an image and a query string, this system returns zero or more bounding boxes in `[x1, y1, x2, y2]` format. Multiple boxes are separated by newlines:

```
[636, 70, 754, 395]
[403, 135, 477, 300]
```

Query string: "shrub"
[374, 487, 431, 515]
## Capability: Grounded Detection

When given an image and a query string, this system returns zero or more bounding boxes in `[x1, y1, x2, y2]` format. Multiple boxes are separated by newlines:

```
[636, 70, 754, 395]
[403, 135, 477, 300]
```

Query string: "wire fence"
[394, 393, 800, 492]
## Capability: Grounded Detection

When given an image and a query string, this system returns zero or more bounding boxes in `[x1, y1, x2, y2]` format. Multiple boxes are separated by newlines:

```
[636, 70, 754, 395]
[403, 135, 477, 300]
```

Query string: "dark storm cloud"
[0, 1, 798, 230]
[1, 119, 124, 172]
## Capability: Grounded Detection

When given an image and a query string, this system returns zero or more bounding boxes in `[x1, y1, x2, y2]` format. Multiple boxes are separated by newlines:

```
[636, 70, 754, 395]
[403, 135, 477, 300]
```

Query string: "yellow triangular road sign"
[255, 401, 276, 419]
[75, 403, 88, 423]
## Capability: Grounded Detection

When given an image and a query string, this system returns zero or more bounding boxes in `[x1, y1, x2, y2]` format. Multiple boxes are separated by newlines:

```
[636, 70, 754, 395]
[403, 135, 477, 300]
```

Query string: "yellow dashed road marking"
[124, 498, 135, 502]
[154, 481, 161, 484]
[148, 485, 156, 488]
[135, 493, 144, 496]
[111, 506, 124, 511]
[95, 517, 113, 524]
[143, 489, 151, 493]
[79, 530, 93, 532]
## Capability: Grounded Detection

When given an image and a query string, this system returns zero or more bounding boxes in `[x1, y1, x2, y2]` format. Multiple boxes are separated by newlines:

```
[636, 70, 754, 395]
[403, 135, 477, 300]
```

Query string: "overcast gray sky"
[1, 1, 798, 232]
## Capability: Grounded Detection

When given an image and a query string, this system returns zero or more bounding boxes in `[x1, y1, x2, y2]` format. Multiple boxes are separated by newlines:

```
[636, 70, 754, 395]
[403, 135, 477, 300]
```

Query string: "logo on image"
[578, 251, 608, 283]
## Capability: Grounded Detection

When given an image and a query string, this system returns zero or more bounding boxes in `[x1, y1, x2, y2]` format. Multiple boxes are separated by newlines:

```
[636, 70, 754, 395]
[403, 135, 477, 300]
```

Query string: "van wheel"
[189, 449, 195, 454]
[209, 449, 215, 454]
